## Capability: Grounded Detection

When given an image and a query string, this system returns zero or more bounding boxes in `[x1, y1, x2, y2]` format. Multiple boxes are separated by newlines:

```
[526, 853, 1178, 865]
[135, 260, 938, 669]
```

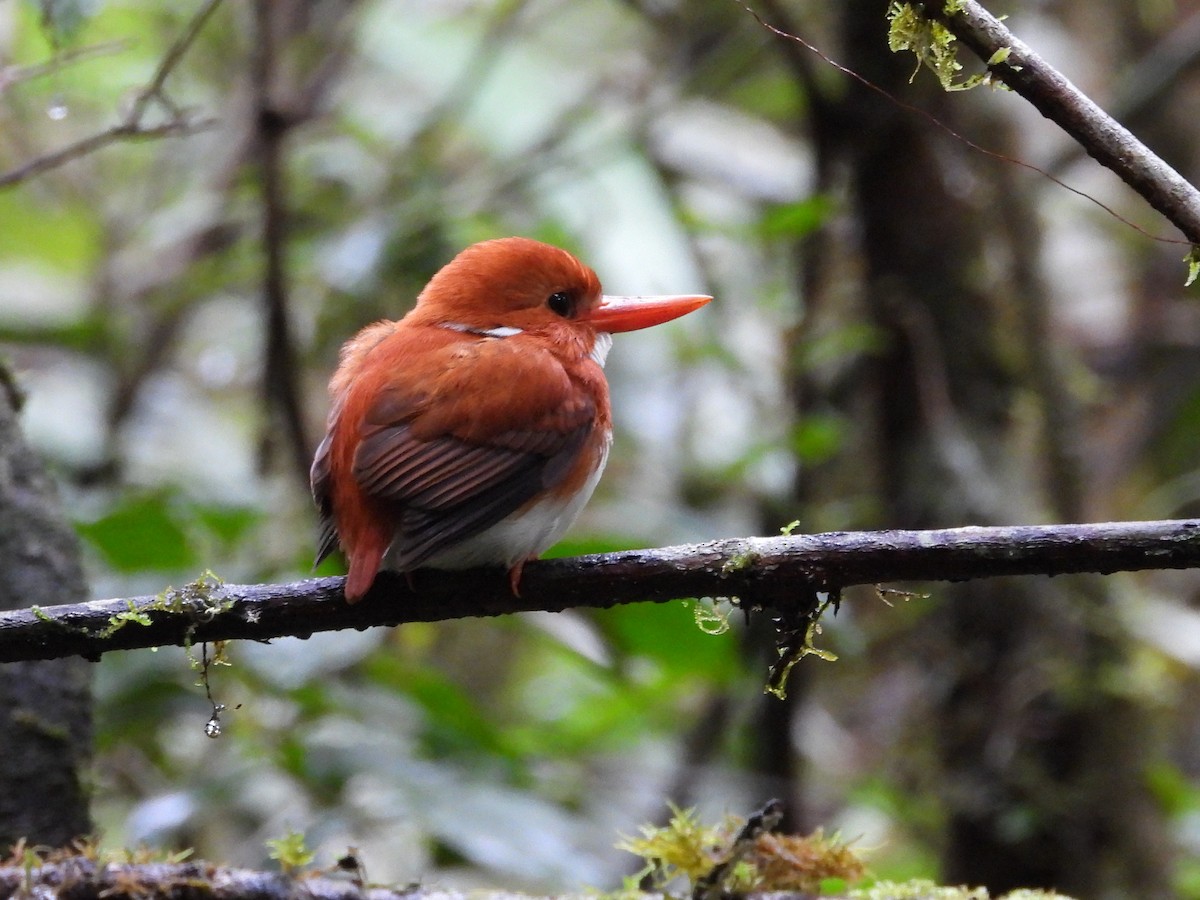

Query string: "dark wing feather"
[310, 430, 341, 566]
[352, 419, 591, 569]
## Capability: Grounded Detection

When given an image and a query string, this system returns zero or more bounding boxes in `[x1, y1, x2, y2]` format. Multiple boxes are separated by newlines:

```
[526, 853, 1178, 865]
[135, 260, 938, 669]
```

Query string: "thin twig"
[927, 0, 1200, 244]
[739, 1, 1192, 247]
[3, 519, 1200, 664]
[0, 0, 226, 190]
[1045, 7, 1200, 177]
[128, 0, 225, 122]
[693, 799, 784, 900]
[0, 39, 134, 91]
[0, 118, 215, 189]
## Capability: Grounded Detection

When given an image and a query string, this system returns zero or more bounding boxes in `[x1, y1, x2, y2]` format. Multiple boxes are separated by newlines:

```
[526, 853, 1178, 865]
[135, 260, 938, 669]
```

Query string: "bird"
[311, 236, 711, 602]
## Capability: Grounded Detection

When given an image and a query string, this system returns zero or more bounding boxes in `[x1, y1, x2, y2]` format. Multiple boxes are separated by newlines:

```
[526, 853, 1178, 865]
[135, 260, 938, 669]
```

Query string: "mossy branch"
[909, 0, 1200, 246]
[0, 854, 1076, 900]
[1, 519, 1198, 663]
[0, 856, 430, 900]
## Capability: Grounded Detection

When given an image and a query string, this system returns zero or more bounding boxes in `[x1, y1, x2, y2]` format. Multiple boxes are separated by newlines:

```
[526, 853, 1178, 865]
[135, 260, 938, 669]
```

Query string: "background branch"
[0, 0, 224, 189]
[252, 0, 313, 485]
[0, 118, 213, 189]
[926, 0, 1200, 243]
[3, 519, 1198, 664]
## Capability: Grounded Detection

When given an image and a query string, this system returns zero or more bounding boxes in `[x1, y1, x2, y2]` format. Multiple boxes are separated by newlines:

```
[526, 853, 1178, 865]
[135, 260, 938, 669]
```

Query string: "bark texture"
[0, 520, 1195, 663]
[0, 373, 93, 847]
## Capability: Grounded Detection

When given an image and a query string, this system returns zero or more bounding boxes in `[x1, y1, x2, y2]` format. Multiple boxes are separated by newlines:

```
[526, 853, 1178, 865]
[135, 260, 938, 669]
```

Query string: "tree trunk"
[829, 1, 1172, 896]
[0, 371, 93, 847]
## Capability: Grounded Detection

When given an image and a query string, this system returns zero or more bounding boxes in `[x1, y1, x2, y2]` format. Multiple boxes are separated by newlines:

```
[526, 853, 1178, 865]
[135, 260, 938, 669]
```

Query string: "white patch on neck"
[440, 322, 524, 339]
[590, 332, 613, 368]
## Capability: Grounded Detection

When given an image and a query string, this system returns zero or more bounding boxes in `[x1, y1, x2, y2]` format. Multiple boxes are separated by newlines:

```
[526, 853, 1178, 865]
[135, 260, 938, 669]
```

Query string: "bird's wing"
[351, 332, 599, 569]
[310, 428, 340, 567]
[312, 320, 400, 569]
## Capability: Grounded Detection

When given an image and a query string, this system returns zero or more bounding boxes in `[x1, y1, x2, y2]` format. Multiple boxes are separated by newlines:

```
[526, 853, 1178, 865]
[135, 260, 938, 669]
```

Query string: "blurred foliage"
[3, 0, 1200, 897]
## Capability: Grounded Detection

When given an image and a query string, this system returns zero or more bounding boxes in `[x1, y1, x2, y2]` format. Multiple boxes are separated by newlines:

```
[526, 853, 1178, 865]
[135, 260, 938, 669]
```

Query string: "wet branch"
[0, 857, 415, 900]
[2, 519, 1199, 664]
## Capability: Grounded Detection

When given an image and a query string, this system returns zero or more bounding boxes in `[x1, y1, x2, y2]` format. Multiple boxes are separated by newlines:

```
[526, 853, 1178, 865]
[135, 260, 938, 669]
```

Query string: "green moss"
[766, 592, 841, 699]
[154, 570, 229, 617]
[1185, 245, 1200, 287]
[617, 803, 722, 887]
[147, 570, 233, 663]
[721, 549, 761, 574]
[886, 2, 997, 91]
[617, 805, 864, 895]
[266, 830, 315, 876]
[887, 2, 961, 87]
[96, 600, 153, 639]
[849, 881, 1078, 899]
[692, 599, 733, 635]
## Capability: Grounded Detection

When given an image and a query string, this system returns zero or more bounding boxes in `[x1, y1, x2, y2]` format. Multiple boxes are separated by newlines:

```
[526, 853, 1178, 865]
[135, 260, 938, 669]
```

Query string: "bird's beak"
[581, 294, 712, 333]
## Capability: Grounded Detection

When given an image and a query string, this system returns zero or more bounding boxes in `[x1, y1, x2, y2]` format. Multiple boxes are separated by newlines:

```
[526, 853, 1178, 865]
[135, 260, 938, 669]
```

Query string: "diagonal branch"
[127, 0, 225, 123]
[2, 519, 1199, 664]
[0, 118, 215, 189]
[0, 0, 225, 190]
[923, 0, 1200, 244]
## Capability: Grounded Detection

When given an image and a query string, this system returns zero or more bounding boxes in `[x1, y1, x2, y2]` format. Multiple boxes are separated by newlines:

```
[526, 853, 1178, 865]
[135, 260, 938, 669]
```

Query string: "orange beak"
[581, 294, 711, 332]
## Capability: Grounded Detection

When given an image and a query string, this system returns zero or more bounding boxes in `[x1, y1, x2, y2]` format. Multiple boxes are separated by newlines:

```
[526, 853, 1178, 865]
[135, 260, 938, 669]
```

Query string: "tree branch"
[0, 857, 421, 900]
[3, 519, 1199, 664]
[925, 0, 1200, 244]
[0, 119, 214, 189]
[0, 0, 225, 190]
[0, 40, 133, 91]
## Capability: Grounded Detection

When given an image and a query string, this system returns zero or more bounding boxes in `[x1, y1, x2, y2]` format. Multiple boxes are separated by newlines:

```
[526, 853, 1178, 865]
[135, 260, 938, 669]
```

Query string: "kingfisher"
[312, 237, 710, 601]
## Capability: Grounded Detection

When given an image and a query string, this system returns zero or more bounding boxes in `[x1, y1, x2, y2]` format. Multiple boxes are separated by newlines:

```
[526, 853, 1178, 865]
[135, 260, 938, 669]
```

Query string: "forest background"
[3, 1, 1200, 898]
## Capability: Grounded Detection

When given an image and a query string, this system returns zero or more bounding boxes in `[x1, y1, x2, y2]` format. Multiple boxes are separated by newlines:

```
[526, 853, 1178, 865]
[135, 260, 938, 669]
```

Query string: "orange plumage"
[311, 237, 709, 602]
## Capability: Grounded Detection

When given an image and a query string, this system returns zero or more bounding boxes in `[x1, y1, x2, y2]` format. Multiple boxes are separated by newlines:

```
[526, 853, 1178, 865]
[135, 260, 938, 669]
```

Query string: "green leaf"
[0, 193, 103, 272]
[192, 503, 261, 548]
[790, 415, 846, 464]
[76, 493, 195, 572]
[758, 196, 834, 241]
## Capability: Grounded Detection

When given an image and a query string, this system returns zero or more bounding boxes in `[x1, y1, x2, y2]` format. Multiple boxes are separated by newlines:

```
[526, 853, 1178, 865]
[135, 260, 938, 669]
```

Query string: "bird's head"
[410, 237, 710, 339]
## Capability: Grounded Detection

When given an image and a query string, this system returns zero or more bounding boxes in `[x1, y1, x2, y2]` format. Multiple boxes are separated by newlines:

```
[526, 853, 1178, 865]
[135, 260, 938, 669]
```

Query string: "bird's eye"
[547, 291, 573, 318]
